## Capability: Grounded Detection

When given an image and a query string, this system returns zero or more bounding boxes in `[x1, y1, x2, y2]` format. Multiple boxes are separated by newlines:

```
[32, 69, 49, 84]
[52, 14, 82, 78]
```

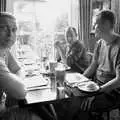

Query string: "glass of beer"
[55, 64, 66, 87]
[49, 61, 57, 73]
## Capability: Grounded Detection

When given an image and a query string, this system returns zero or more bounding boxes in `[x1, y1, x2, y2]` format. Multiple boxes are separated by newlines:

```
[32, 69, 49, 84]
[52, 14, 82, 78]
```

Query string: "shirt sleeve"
[7, 51, 21, 74]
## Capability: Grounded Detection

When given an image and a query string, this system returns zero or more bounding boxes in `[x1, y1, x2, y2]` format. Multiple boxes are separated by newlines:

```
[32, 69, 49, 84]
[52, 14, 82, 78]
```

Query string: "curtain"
[78, 0, 92, 50]
[0, 0, 6, 12]
[111, 0, 120, 33]
[68, 0, 80, 35]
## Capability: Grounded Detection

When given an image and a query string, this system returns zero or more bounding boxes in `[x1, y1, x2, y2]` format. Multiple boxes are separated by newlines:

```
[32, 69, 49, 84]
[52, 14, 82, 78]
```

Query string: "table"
[20, 79, 69, 106]
[18, 72, 101, 120]
[21, 72, 99, 106]
[19, 80, 69, 120]
[25, 88, 69, 105]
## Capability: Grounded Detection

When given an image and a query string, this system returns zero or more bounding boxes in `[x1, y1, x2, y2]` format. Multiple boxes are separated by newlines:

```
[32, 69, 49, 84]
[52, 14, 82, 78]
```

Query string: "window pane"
[14, 0, 69, 76]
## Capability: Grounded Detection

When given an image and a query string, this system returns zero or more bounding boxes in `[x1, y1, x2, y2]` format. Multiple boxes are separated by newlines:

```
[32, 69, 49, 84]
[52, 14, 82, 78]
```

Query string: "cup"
[50, 74, 56, 91]
[55, 68, 65, 87]
[49, 61, 57, 73]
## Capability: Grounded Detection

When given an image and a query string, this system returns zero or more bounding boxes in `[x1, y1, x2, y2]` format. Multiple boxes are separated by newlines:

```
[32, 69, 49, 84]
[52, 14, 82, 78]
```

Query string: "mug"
[49, 61, 57, 73]
[55, 69, 65, 86]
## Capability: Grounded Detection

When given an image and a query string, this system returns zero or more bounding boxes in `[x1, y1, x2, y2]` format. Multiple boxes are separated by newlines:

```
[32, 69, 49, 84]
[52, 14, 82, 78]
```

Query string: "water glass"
[50, 74, 57, 91]
[49, 61, 57, 73]
[55, 69, 65, 87]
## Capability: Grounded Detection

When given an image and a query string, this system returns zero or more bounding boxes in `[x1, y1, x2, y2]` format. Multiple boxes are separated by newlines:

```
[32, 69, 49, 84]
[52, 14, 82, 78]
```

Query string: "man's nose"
[7, 28, 12, 37]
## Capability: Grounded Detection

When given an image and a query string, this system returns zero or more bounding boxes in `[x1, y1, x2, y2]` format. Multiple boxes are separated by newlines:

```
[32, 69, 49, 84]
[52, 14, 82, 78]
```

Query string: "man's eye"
[0, 26, 7, 31]
[12, 27, 17, 32]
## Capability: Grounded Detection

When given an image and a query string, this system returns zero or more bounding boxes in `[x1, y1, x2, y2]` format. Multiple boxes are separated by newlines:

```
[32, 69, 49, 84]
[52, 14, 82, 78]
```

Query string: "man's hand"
[99, 65, 120, 94]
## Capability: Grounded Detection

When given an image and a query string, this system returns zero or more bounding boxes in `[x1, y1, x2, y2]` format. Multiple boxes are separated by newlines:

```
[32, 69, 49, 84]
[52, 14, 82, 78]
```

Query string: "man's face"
[0, 16, 17, 49]
[94, 15, 112, 39]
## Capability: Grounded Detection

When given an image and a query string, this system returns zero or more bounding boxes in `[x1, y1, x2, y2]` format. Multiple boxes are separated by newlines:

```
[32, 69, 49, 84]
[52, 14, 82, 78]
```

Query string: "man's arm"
[83, 60, 98, 78]
[100, 46, 120, 93]
[83, 41, 100, 78]
[15, 68, 25, 79]
[100, 78, 120, 93]
[0, 71, 26, 99]
[4, 50, 26, 99]
[100, 65, 120, 93]
[7, 50, 25, 79]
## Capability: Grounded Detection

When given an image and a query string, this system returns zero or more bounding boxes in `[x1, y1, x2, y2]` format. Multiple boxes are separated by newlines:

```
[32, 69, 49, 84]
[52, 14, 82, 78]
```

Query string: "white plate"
[77, 81, 100, 93]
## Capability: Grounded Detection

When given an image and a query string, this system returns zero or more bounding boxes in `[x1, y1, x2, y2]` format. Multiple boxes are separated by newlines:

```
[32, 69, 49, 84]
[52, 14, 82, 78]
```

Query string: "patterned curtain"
[78, 0, 92, 50]
[0, 0, 6, 12]
[111, 0, 120, 33]
[68, 0, 80, 35]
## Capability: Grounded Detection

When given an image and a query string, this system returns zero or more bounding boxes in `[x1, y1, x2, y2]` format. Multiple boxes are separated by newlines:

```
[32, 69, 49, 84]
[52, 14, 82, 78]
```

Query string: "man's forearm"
[83, 61, 98, 78]
[16, 69, 25, 79]
[100, 77, 120, 92]
[0, 72, 26, 99]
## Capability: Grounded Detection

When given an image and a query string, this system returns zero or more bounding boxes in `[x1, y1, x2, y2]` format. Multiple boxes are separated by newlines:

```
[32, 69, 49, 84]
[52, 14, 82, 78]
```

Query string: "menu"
[65, 73, 89, 84]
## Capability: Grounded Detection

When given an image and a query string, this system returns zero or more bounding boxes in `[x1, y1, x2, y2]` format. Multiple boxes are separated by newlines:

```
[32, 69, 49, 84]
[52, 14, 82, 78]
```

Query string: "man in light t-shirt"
[61, 10, 120, 120]
[0, 12, 43, 120]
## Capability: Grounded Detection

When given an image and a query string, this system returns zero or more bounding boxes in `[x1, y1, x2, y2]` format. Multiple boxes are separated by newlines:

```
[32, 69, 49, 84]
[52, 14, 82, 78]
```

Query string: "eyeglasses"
[0, 25, 17, 33]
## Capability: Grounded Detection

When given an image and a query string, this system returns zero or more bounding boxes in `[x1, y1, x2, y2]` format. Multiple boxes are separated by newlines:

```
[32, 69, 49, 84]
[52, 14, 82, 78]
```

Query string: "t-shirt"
[5, 49, 20, 74]
[66, 40, 89, 73]
[93, 35, 120, 87]
[0, 49, 21, 108]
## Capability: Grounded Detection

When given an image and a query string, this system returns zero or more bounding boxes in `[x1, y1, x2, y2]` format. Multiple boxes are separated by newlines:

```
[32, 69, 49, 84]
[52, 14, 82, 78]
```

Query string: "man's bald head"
[0, 12, 17, 49]
[0, 12, 16, 20]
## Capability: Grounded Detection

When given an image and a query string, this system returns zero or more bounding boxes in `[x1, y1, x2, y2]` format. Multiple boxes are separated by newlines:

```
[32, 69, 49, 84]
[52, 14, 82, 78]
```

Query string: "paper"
[65, 73, 89, 84]
[23, 75, 48, 89]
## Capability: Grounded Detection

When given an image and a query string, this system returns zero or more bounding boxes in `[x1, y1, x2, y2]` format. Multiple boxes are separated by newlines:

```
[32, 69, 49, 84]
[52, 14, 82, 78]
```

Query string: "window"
[13, 0, 69, 76]
[91, 0, 111, 31]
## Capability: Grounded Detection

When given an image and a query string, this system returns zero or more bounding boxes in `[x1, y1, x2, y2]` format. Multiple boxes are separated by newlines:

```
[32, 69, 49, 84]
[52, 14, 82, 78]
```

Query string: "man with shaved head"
[0, 12, 43, 120]
[60, 10, 120, 120]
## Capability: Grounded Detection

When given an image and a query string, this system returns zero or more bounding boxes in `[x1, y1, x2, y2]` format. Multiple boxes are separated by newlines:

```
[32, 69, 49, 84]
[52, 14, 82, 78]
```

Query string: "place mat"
[64, 73, 90, 86]
[23, 75, 49, 90]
